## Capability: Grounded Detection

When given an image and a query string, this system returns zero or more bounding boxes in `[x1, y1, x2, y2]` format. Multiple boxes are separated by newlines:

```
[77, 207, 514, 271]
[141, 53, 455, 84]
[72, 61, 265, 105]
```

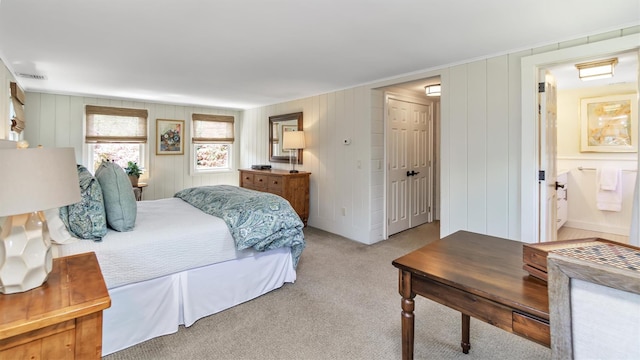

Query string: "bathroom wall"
[556, 82, 637, 235]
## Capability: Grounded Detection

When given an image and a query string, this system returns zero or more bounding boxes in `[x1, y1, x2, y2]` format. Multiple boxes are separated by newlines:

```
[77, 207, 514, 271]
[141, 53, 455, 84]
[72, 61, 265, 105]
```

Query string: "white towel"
[596, 167, 622, 212]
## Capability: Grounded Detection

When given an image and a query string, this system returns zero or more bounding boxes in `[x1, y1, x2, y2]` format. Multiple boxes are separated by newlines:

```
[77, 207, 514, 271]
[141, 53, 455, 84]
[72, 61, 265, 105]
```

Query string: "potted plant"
[124, 161, 143, 186]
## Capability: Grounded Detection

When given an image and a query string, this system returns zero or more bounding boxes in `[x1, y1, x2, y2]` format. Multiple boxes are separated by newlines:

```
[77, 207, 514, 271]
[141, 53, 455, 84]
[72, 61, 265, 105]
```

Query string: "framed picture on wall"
[580, 93, 638, 153]
[156, 119, 185, 155]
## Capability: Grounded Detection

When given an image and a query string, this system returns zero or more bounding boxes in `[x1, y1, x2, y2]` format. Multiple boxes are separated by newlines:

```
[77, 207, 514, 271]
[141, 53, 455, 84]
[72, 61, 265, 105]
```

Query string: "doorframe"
[383, 91, 436, 239]
[520, 33, 640, 244]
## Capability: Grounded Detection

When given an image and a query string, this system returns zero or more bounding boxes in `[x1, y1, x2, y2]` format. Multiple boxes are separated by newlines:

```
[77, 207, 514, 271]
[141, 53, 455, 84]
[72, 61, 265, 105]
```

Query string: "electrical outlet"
[341, 207, 346, 216]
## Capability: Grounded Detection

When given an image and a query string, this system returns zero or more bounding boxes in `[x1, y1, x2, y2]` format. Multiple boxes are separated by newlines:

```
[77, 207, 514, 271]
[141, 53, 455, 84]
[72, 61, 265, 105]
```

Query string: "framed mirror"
[269, 112, 303, 164]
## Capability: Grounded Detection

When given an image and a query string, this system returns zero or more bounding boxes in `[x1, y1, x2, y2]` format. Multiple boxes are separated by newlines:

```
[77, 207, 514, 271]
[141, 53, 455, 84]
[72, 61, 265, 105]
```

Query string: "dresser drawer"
[240, 173, 254, 187]
[267, 176, 283, 194]
[254, 174, 269, 189]
[238, 169, 310, 226]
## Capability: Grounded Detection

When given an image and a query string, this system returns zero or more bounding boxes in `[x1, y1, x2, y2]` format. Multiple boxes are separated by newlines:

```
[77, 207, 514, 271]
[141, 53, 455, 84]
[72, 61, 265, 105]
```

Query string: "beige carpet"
[103, 223, 551, 360]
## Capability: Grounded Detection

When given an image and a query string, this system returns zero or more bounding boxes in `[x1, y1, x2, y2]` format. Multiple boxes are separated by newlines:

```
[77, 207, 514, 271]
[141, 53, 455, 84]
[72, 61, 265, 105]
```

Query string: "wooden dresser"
[239, 169, 310, 225]
[0, 252, 111, 359]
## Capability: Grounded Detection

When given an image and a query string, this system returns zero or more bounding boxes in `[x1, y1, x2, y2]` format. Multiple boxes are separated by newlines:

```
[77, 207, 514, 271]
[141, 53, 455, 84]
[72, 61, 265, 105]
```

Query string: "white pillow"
[44, 208, 78, 244]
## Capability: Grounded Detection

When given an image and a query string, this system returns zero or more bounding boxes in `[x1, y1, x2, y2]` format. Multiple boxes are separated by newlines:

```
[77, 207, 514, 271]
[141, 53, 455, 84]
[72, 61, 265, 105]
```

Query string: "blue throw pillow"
[95, 161, 137, 231]
[59, 165, 108, 240]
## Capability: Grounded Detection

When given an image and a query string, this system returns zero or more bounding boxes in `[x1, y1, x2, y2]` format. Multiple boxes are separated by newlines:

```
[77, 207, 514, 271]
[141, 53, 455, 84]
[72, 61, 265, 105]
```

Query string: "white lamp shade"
[0, 147, 81, 217]
[283, 131, 306, 150]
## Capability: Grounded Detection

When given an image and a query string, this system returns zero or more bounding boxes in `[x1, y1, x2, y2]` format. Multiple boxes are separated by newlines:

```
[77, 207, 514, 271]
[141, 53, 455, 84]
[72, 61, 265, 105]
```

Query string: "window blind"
[10, 82, 25, 133]
[192, 114, 234, 143]
[85, 105, 148, 143]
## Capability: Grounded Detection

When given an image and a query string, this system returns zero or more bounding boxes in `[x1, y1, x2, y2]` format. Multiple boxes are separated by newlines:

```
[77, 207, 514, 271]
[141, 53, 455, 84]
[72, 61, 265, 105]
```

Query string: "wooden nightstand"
[0, 252, 111, 359]
[133, 182, 147, 201]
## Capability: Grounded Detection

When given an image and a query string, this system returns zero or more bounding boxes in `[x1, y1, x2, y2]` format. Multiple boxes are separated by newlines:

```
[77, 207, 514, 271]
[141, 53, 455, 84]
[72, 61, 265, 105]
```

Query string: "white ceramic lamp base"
[0, 212, 52, 294]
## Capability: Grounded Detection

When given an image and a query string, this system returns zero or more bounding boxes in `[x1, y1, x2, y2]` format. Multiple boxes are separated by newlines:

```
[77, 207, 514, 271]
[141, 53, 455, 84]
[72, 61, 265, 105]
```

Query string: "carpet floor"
[104, 223, 551, 360]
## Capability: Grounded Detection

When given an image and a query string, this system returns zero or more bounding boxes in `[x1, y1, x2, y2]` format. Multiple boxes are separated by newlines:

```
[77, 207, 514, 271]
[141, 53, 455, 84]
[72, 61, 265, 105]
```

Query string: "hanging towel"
[596, 167, 622, 212]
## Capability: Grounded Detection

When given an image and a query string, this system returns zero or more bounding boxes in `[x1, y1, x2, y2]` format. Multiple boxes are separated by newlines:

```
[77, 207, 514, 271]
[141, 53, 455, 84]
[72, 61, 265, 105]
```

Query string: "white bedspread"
[53, 197, 256, 288]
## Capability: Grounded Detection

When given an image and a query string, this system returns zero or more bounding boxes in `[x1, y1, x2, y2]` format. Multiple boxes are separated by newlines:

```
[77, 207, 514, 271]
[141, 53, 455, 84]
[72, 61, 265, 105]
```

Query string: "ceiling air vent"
[16, 72, 47, 80]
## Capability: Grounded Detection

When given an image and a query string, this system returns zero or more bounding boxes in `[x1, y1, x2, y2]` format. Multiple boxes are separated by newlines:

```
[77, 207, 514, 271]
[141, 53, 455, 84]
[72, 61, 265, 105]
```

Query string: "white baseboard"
[564, 220, 629, 236]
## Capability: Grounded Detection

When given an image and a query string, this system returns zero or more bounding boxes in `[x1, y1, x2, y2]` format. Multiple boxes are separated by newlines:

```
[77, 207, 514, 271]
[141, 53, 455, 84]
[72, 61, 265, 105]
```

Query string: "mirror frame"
[269, 112, 303, 164]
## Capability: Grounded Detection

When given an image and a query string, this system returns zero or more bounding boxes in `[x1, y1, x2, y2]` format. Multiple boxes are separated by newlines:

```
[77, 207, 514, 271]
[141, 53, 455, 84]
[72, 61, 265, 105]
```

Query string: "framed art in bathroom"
[580, 93, 637, 153]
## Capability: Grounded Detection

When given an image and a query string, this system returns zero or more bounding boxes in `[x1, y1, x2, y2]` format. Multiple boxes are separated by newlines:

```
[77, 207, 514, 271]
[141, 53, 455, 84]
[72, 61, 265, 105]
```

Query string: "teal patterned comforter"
[174, 185, 305, 268]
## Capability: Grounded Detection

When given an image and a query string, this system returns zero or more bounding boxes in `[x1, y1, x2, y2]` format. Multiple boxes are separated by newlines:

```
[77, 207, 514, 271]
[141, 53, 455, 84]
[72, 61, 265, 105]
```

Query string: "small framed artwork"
[580, 93, 637, 152]
[156, 119, 184, 155]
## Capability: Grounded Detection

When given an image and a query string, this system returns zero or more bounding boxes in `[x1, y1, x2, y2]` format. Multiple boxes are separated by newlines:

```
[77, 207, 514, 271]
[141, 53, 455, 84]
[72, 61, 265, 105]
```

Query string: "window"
[9, 82, 25, 141]
[191, 113, 234, 173]
[85, 105, 148, 173]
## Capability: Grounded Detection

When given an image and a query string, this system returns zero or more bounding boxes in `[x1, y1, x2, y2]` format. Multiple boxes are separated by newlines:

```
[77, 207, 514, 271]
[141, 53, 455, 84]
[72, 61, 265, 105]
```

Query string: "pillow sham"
[95, 160, 137, 231]
[59, 165, 108, 240]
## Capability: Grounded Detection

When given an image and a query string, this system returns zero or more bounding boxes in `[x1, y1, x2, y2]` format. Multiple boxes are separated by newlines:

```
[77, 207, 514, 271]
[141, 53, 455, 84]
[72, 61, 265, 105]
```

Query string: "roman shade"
[10, 82, 25, 133]
[192, 114, 234, 143]
[85, 105, 148, 143]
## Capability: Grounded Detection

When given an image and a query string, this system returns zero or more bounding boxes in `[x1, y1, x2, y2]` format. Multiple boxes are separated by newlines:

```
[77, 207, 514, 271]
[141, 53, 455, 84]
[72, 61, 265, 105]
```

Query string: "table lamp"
[282, 130, 305, 173]
[0, 145, 81, 294]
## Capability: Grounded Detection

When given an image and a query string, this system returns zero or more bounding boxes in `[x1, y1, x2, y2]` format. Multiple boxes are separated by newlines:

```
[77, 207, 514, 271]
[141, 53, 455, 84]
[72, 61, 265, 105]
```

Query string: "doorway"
[379, 80, 441, 238]
[541, 52, 638, 244]
[520, 34, 640, 244]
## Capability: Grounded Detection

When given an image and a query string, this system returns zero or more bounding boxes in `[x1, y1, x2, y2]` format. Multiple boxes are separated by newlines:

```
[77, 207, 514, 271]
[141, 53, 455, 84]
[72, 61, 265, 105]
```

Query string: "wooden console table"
[239, 169, 310, 225]
[392, 231, 550, 360]
[0, 252, 111, 359]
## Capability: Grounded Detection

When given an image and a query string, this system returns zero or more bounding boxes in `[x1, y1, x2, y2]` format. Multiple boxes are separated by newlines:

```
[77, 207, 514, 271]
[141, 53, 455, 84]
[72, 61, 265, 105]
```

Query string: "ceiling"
[0, 1, 638, 110]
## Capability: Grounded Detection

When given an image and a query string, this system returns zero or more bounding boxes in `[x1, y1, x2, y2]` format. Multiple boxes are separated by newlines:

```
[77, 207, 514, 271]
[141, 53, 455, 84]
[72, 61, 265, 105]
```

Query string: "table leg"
[399, 270, 416, 360]
[401, 298, 415, 360]
[461, 313, 471, 354]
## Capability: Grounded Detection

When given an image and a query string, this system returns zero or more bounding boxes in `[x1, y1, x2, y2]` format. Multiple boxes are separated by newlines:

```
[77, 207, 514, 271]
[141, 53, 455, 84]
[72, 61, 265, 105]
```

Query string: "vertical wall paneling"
[486, 56, 510, 238]
[54, 96, 70, 149]
[23, 93, 40, 147]
[353, 87, 368, 231]
[448, 64, 469, 233]
[370, 89, 384, 240]
[438, 71, 450, 235]
[467, 61, 488, 234]
[39, 94, 56, 147]
[508, 50, 529, 240]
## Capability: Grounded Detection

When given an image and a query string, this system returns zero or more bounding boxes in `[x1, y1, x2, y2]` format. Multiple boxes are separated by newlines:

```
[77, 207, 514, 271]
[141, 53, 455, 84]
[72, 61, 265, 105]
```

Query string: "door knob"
[555, 182, 565, 190]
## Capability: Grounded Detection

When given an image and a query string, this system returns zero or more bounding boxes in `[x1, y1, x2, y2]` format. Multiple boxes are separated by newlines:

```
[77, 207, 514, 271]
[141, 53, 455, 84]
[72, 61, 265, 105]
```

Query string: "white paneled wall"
[242, 27, 638, 244]
[240, 87, 372, 243]
[23, 93, 241, 200]
[10, 26, 638, 245]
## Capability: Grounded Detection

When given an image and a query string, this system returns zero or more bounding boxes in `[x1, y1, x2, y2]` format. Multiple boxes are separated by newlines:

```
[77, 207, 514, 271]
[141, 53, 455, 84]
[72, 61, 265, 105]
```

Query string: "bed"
[50, 173, 305, 356]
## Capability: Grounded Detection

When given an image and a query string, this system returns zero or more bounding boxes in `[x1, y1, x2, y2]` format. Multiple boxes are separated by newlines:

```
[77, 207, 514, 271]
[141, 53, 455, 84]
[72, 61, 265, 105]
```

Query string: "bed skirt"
[102, 247, 295, 356]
